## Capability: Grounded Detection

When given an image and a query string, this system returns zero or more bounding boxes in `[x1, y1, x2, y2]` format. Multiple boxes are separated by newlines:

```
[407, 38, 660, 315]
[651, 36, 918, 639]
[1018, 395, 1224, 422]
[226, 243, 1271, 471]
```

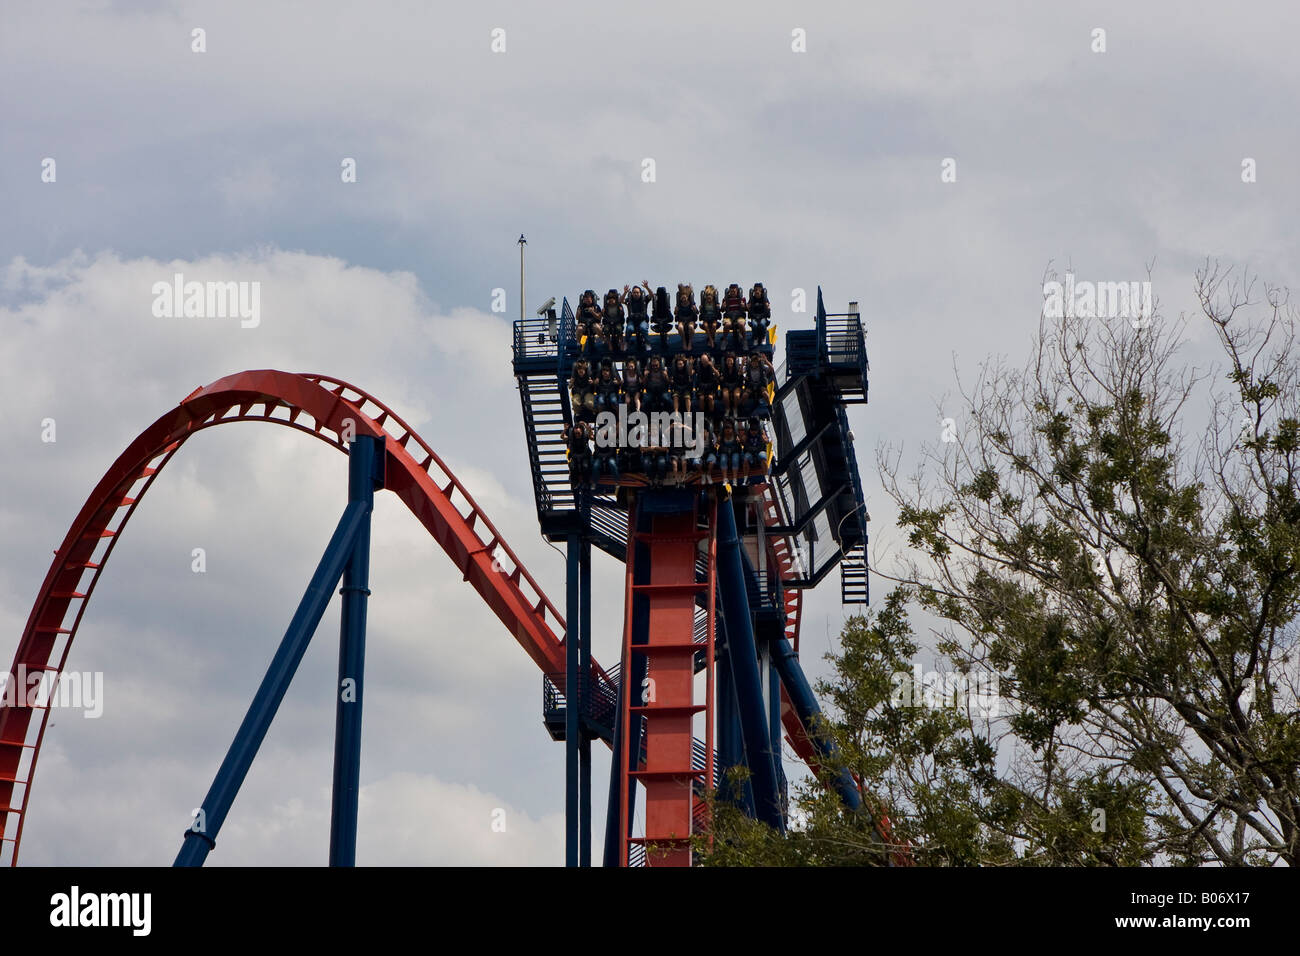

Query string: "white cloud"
[3, 0, 1297, 865]
[0, 250, 580, 864]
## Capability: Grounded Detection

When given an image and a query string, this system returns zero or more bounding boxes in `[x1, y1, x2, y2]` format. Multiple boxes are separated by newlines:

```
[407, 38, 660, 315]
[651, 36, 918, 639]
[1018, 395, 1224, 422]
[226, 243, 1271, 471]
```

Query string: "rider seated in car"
[717, 420, 742, 486]
[690, 418, 718, 485]
[570, 359, 596, 421]
[699, 284, 721, 351]
[594, 429, 620, 485]
[695, 353, 720, 420]
[602, 289, 625, 353]
[742, 418, 768, 482]
[644, 355, 672, 413]
[562, 420, 593, 489]
[720, 352, 743, 417]
[670, 354, 695, 416]
[576, 290, 603, 352]
[743, 351, 775, 418]
[594, 360, 621, 415]
[675, 284, 699, 352]
[624, 281, 652, 352]
[621, 358, 643, 413]
[643, 433, 670, 486]
[747, 283, 771, 346]
[666, 416, 687, 484]
[721, 283, 747, 351]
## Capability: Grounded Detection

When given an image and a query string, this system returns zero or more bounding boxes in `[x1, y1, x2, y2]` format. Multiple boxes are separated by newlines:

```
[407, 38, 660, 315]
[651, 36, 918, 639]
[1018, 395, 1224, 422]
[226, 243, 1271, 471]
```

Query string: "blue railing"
[512, 297, 580, 373]
[813, 286, 869, 395]
[513, 316, 560, 364]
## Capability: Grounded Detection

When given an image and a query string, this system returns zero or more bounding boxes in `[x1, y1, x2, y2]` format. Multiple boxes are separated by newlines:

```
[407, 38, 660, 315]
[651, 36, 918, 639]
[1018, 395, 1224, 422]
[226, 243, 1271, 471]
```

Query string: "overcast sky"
[2, 1, 1297, 865]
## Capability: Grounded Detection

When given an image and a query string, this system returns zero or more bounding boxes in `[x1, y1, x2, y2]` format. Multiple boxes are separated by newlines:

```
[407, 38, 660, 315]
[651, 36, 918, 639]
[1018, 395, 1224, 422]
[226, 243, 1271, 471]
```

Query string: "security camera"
[536, 297, 556, 316]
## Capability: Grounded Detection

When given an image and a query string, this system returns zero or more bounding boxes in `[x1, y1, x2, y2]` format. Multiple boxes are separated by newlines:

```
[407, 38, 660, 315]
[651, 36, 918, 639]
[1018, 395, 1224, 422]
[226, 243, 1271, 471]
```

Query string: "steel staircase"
[840, 543, 869, 604]
[516, 374, 575, 520]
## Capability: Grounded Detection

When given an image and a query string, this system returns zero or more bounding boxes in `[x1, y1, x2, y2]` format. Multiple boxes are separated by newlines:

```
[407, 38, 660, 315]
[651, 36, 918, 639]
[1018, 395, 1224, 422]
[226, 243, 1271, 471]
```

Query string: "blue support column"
[770, 635, 862, 812]
[715, 636, 736, 785]
[579, 540, 592, 867]
[329, 435, 382, 867]
[715, 617, 738, 796]
[602, 680, 625, 867]
[601, 646, 647, 867]
[715, 500, 784, 830]
[768, 650, 783, 762]
[768, 645, 785, 818]
[175, 499, 369, 866]
[715, 615, 754, 816]
[565, 533, 580, 867]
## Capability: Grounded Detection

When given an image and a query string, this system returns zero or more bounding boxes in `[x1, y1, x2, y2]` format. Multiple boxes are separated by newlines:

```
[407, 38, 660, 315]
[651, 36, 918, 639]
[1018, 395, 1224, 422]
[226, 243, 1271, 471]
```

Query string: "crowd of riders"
[573, 281, 773, 354]
[561, 281, 777, 489]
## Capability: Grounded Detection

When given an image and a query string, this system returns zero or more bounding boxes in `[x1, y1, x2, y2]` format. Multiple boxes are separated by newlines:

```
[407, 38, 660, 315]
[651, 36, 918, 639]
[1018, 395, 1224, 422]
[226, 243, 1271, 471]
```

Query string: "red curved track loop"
[0, 369, 598, 866]
[0, 368, 877, 866]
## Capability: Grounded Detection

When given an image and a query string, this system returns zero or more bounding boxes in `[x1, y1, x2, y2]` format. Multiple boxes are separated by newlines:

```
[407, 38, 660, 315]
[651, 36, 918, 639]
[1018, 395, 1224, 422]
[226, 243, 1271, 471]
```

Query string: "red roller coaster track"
[1, 369, 831, 865]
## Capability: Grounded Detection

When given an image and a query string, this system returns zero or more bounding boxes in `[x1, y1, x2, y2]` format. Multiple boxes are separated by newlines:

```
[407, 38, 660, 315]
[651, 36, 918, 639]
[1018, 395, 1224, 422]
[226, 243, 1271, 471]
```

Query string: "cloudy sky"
[2, 1, 1296, 865]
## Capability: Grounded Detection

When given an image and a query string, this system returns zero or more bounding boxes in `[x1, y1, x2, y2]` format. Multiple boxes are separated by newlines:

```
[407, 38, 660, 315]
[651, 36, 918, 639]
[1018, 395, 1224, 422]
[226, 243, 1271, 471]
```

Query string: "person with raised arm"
[623, 280, 652, 353]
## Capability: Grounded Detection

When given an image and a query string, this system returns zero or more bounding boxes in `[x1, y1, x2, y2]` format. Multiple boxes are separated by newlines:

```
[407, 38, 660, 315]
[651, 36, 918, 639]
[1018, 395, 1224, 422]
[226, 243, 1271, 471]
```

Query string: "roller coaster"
[0, 287, 874, 867]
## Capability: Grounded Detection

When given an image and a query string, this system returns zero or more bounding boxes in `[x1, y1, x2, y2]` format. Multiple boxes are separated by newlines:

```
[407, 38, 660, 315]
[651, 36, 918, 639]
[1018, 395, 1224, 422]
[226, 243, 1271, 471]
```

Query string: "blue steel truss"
[175, 436, 384, 867]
